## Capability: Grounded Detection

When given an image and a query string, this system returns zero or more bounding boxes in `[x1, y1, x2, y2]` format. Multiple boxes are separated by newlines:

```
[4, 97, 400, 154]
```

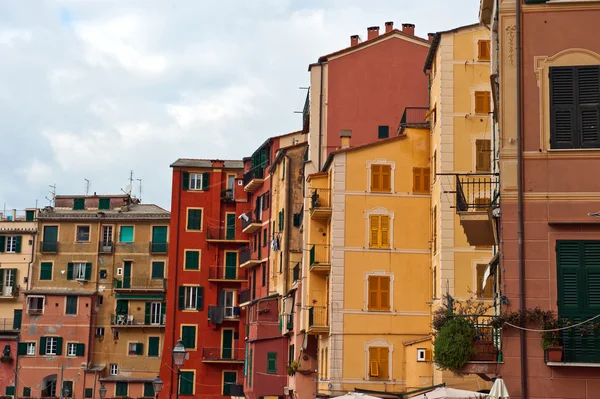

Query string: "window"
[110, 363, 118, 375]
[432, 150, 437, 178]
[476, 264, 493, 298]
[148, 337, 160, 357]
[225, 213, 236, 240]
[185, 250, 200, 270]
[73, 198, 85, 210]
[26, 343, 35, 356]
[84, 388, 93, 398]
[181, 325, 197, 349]
[478, 40, 491, 61]
[5, 236, 17, 253]
[2, 269, 16, 297]
[378, 125, 389, 139]
[368, 346, 389, 380]
[115, 382, 128, 397]
[96, 327, 105, 338]
[148, 302, 162, 325]
[262, 264, 266, 287]
[413, 167, 431, 193]
[23, 387, 31, 398]
[368, 276, 391, 311]
[119, 226, 134, 243]
[152, 261, 165, 279]
[67, 343, 77, 357]
[370, 164, 392, 193]
[187, 209, 202, 231]
[27, 296, 44, 314]
[227, 175, 235, 190]
[432, 206, 437, 253]
[417, 348, 431, 362]
[128, 342, 143, 356]
[223, 291, 236, 319]
[179, 286, 203, 310]
[369, 215, 390, 249]
[263, 229, 267, 246]
[66, 296, 78, 315]
[475, 139, 492, 172]
[550, 66, 600, 149]
[76, 226, 90, 242]
[474, 91, 491, 115]
[222, 371, 237, 395]
[267, 352, 277, 374]
[69, 262, 89, 281]
[143, 382, 154, 398]
[189, 173, 204, 190]
[179, 371, 194, 395]
[98, 198, 110, 210]
[40, 262, 53, 280]
[45, 337, 59, 355]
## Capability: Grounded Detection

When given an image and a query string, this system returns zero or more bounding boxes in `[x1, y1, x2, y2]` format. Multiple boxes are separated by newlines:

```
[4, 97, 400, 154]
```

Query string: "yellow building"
[423, 24, 496, 390]
[303, 127, 432, 396]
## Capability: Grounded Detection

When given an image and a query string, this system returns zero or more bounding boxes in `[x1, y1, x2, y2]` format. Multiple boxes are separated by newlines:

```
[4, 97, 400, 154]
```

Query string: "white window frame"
[189, 173, 203, 190]
[74, 262, 86, 281]
[110, 364, 118, 376]
[3, 269, 14, 297]
[150, 302, 162, 325]
[364, 338, 393, 381]
[223, 291, 236, 319]
[5, 236, 16, 253]
[27, 295, 45, 314]
[184, 286, 198, 310]
[26, 342, 35, 356]
[128, 342, 137, 356]
[366, 160, 396, 194]
[46, 337, 58, 355]
[76, 225, 90, 242]
[67, 343, 77, 357]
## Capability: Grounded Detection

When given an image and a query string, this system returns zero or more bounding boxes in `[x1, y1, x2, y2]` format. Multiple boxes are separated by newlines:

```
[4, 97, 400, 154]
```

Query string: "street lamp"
[172, 339, 188, 399]
[152, 375, 163, 399]
[99, 383, 107, 399]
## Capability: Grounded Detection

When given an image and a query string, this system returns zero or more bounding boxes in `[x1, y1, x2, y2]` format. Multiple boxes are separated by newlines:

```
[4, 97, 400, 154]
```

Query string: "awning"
[114, 294, 164, 300]
[482, 252, 500, 291]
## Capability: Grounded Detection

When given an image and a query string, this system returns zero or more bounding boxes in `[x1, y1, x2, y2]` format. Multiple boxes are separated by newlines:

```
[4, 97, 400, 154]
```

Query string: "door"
[150, 302, 162, 325]
[152, 226, 168, 252]
[252, 269, 257, 300]
[43, 226, 58, 252]
[13, 309, 22, 330]
[222, 329, 233, 359]
[226, 214, 236, 240]
[225, 252, 237, 280]
[102, 226, 113, 245]
[123, 261, 132, 288]
[3, 269, 14, 297]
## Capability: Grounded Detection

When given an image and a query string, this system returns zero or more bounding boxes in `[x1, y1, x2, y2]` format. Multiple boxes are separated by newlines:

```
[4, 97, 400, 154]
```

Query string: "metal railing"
[0, 318, 17, 331]
[241, 212, 260, 230]
[455, 174, 499, 213]
[149, 242, 168, 253]
[221, 189, 234, 201]
[398, 107, 430, 133]
[310, 188, 331, 209]
[202, 347, 244, 361]
[243, 168, 265, 186]
[110, 312, 166, 326]
[113, 277, 166, 290]
[206, 226, 236, 241]
[308, 306, 328, 328]
[40, 241, 58, 253]
[309, 244, 330, 265]
[302, 89, 310, 132]
[240, 289, 251, 304]
[239, 248, 259, 265]
[208, 266, 245, 281]
[449, 314, 500, 361]
[98, 240, 113, 253]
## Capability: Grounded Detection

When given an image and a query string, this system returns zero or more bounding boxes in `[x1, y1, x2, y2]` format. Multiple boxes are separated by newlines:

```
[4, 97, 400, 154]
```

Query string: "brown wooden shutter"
[476, 140, 491, 172]
[380, 216, 390, 248]
[413, 168, 422, 193]
[381, 165, 391, 192]
[371, 165, 381, 191]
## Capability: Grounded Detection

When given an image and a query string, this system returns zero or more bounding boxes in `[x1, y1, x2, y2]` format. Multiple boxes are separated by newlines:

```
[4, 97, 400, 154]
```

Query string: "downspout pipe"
[516, 0, 528, 398]
[318, 64, 324, 170]
[170, 168, 183, 397]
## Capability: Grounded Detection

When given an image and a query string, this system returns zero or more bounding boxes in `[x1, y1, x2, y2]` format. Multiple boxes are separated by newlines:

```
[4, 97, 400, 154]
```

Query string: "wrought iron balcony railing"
[110, 312, 166, 326]
[113, 277, 166, 290]
[243, 168, 265, 186]
[202, 347, 244, 361]
[240, 288, 251, 304]
[397, 107, 430, 134]
[208, 266, 246, 281]
[98, 240, 113, 253]
[40, 241, 58, 253]
[206, 226, 237, 241]
[149, 242, 168, 254]
[455, 174, 499, 213]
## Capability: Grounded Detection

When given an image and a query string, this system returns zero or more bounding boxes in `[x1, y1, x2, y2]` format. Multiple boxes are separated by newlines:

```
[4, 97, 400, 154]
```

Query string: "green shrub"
[434, 317, 475, 371]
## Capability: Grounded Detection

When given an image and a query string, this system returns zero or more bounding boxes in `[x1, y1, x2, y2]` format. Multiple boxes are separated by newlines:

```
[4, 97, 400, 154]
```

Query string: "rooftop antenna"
[121, 170, 133, 196]
[84, 179, 90, 196]
[136, 179, 142, 202]
[293, 86, 310, 114]
[45, 184, 56, 206]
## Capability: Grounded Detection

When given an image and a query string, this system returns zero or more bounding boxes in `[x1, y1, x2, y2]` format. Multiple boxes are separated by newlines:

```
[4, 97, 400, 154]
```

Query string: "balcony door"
[150, 302, 161, 325]
[222, 329, 233, 359]
[123, 261, 132, 289]
[102, 226, 113, 246]
[225, 252, 237, 280]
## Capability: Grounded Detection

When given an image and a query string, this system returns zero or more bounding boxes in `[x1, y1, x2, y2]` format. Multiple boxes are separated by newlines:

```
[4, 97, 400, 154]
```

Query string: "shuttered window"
[413, 167, 431, 194]
[474, 91, 491, 115]
[151, 261, 165, 279]
[185, 250, 200, 270]
[65, 296, 77, 315]
[187, 209, 202, 231]
[181, 326, 196, 349]
[550, 66, 600, 149]
[478, 40, 491, 61]
[368, 276, 391, 311]
[143, 383, 154, 398]
[148, 337, 160, 357]
[267, 352, 277, 374]
[368, 347, 389, 380]
[222, 371, 237, 395]
[378, 126, 389, 139]
[370, 164, 392, 193]
[475, 139, 492, 172]
[369, 215, 390, 249]
[115, 382, 128, 397]
[40, 262, 53, 281]
[179, 371, 194, 395]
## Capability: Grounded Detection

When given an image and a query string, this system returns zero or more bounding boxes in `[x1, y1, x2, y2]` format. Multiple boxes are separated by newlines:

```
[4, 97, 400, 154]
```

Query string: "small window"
[98, 198, 111, 210]
[85, 388, 93, 398]
[378, 125, 389, 139]
[222, 371, 237, 396]
[110, 363, 118, 376]
[179, 371, 194, 396]
[223, 291, 236, 319]
[151, 262, 165, 279]
[189, 173, 203, 190]
[5, 236, 17, 253]
[95, 327, 105, 338]
[67, 343, 77, 357]
[474, 91, 491, 115]
[65, 296, 78, 315]
[369, 215, 390, 249]
[74, 262, 87, 281]
[27, 296, 44, 314]
[116, 382, 128, 397]
[119, 226, 134, 243]
[187, 209, 203, 231]
[128, 342, 137, 356]
[45, 337, 58, 355]
[368, 346, 389, 380]
[478, 40, 491, 61]
[23, 387, 31, 398]
[73, 198, 85, 210]
[184, 287, 199, 310]
[181, 325, 197, 349]
[114, 330, 120, 340]
[76, 226, 90, 242]
[26, 343, 35, 356]
[185, 250, 200, 270]
[370, 164, 392, 193]
[475, 139, 492, 172]
[368, 276, 391, 311]
[477, 264, 493, 299]
[417, 348, 426, 362]
[267, 352, 277, 374]
[413, 167, 431, 194]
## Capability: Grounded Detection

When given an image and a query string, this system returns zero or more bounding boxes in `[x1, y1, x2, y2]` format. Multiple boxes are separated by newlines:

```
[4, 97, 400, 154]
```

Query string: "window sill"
[547, 148, 600, 152]
[547, 362, 600, 367]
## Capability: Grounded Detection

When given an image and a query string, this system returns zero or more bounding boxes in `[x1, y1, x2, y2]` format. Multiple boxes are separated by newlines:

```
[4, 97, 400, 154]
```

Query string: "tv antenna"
[293, 87, 310, 114]
[121, 170, 133, 196]
[84, 179, 90, 196]
[136, 179, 142, 202]
[45, 184, 56, 206]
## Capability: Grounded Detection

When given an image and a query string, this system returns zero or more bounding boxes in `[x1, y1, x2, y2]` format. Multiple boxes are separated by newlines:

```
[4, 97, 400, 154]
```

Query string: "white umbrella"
[335, 393, 383, 399]
[410, 387, 487, 399]
[487, 379, 509, 399]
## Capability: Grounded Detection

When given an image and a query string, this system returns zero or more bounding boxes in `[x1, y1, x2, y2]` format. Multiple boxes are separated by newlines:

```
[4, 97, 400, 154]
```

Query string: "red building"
[161, 159, 249, 399]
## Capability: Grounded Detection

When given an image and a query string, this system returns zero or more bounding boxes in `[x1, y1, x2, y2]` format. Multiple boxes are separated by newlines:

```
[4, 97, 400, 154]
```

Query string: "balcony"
[98, 240, 113, 253]
[40, 241, 58, 254]
[149, 241, 168, 254]
[110, 312, 166, 327]
[310, 188, 332, 220]
[240, 289, 251, 306]
[397, 107, 430, 134]
[243, 168, 265, 193]
[290, 263, 301, 286]
[307, 306, 329, 335]
[208, 266, 247, 282]
[239, 248, 262, 269]
[309, 244, 330, 273]
[113, 277, 166, 292]
[455, 174, 499, 247]
[0, 318, 18, 332]
[201, 347, 245, 363]
[221, 189, 234, 202]
[456, 315, 501, 375]
[206, 226, 249, 244]
[241, 212, 262, 234]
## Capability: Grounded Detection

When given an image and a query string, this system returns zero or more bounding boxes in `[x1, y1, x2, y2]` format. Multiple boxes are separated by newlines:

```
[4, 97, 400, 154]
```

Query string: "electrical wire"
[504, 313, 600, 332]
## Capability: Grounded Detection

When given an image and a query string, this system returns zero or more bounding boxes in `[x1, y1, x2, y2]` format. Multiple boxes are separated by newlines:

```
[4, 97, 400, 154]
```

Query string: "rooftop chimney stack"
[427, 33, 435, 42]
[385, 21, 394, 33]
[367, 26, 380, 41]
[340, 130, 352, 149]
[350, 34, 359, 47]
[402, 23, 415, 36]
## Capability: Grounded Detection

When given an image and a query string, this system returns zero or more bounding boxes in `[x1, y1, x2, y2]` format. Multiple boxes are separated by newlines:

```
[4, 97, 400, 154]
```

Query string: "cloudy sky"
[0, 0, 480, 211]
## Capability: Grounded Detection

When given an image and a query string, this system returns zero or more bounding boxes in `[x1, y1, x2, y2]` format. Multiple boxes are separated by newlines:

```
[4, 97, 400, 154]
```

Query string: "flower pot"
[471, 341, 498, 361]
[546, 347, 563, 362]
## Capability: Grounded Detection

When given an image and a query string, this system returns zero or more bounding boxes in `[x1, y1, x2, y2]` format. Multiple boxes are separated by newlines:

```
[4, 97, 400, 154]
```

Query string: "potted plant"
[287, 360, 301, 376]
[0, 355, 12, 364]
[542, 316, 563, 362]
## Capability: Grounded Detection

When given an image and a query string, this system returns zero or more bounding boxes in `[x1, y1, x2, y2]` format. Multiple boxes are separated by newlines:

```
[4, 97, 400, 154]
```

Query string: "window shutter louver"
[76, 343, 85, 356]
[198, 286, 204, 310]
[413, 168, 422, 193]
[136, 342, 143, 355]
[381, 165, 391, 191]
[0, 236, 5, 253]
[17, 343, 27, 355]
[371, 165, 381, 191]
[66, 263, 74, 280]
[380, 216, 390, 248]
[370, 215, 379, 248]
[551, 67, 577, 148]
[182, 172, 190, 190]
[178, 286, 185, 310]
[578, 67, 600, 148]
[368, 276, 379, 310]
[161, 302, 166, 323]
[55, 337, 62, 355]
[202, 172, 210, 190]
[39, 337, 46, 355]
[85, 263, 92, 280]
[145, 302, 151, 325]
[15, 236, 22, 253]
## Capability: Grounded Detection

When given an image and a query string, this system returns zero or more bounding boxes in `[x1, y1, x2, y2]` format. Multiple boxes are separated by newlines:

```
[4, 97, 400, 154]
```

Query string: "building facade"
[161, 160, 248, 399]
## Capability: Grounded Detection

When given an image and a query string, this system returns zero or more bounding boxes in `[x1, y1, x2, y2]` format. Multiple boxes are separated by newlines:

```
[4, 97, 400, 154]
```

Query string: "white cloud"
[0, 29, 31, 46]
[20, 160, 53, 184]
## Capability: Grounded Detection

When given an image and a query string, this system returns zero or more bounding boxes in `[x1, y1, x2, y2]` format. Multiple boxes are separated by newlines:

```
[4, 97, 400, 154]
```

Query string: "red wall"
[0, 340, 16, 394]
[325, 34, 429, 152]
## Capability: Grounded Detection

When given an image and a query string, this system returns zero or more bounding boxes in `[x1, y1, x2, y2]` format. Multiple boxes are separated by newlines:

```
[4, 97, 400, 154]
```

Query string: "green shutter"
[40, 262, 53, 280]
[73, 198, 84, 210]
[76, 343, 85, 356]
[17, 343, 27, 355]
[9, 269, 16, 292]
[66, 296, 77, 315]
[161, 301, 166, 324]
[182, 326, 196, 349]
[143, 382, 154, 398]
[179, 371, 194, 395]
[62, 381, 73, 397]
[15, 236, 22, 253]
[148, 337, 160, 357]
[135, 342, 143, 355]
[25, 210, 35, 221]
[202, 172, 210, 190]
[185, 251, 199, 270]
[152, 261, 165, 279]
[6, 386, 15, 396]
[0, 236, 5, 253]
[66, 263, 74, 280]
[225, 252, 237, 279]
[55, 337, 63, 355]
[13, 310, 21, 330]
[84, 263, 92, 281]
[178, 286, 185, 310]
[557, 240, 582, 314]
[84, 388, 93, 398]
[120, 226, 134, 243]
[187, 209, 202, 230]
[226, 213, 236, 240]
[116, 382, 128, 397]
[145, 302, 151, 325]
[223, 371, 237, 395]
[23, 387, 31, 397]
[267, 352, 277, 373]
[197, 286, 204, 310]
[182, 172, 190, 191]
[98, 198, 110, 210]
[39, 337, 46, 355]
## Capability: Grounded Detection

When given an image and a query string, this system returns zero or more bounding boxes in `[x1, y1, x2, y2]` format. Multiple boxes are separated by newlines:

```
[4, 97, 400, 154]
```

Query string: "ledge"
[547, 362, 600, 368]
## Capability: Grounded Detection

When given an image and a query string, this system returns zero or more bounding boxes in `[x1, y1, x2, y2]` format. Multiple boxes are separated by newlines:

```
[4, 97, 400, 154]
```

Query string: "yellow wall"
[404, 340, 433, 392]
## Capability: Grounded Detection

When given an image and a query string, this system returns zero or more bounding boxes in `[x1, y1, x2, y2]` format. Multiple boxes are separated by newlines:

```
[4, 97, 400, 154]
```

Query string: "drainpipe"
[170, 168, 183, 398]
[516, 0, 527, 398]
[27, 232, 36, 290]
[318, 64, 324, 170]
[284, 155, 292, 296]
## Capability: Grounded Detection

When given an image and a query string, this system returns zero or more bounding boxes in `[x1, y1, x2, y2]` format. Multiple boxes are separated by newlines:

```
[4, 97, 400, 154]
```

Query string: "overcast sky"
[0, 0, 480, 211]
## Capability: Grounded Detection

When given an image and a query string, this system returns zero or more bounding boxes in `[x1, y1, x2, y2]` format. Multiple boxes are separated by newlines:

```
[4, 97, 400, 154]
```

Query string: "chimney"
[428, 33, 435, 42]
[350, 34, 359, 47]
[367, 26, 380, 41]
[385, 21, 394, 33]
[340, 130, 352, 149]
[402, 23, 415, 36]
